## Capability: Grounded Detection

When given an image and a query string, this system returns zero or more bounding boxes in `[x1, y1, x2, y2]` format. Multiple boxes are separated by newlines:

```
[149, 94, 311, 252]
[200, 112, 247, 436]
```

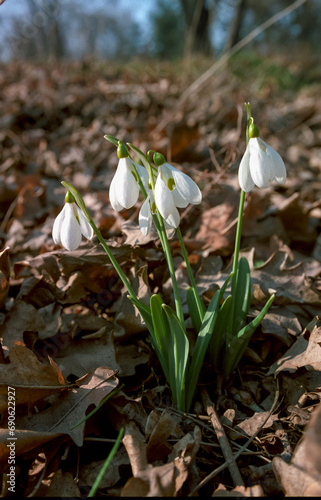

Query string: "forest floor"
[1, 53, 321, 497]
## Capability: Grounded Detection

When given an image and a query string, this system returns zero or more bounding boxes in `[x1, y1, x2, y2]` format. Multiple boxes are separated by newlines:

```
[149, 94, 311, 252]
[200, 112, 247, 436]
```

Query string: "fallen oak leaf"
[0, 429, 66, 470]
[268, 316, 321, 376]
[16, 367, 118, 446]
[0, 341, 69, 412]
[0, 246, 10, 309]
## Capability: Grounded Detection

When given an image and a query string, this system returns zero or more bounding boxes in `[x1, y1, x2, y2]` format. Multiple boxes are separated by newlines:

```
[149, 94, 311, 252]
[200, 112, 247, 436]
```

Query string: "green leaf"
[149, 295, 171, 378]
[185, 273, 232, 412]
[104, 134, 120, 147]
[209, 294, 233, 369]
[223, 293, 275, 377]
[127, 143, 150, 170]
[230, 256, 252, 335]
[186, 287, 205, 332]
[162, 304, 189, 411]
[129, 295, 153, 333]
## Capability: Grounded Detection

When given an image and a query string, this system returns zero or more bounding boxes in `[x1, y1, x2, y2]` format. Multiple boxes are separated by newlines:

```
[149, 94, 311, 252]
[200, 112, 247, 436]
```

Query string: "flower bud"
[65, 191, 75, 204]
[117, 141, 129, 159]
[248, 121, 260, 139]
[153, 152, 166, 166]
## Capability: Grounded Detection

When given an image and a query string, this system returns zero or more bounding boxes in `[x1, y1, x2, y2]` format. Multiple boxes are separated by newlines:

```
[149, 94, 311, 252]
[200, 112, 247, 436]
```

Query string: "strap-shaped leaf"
[104, 134, 120, 147]
[162, 304, 189, 411]
[209, 294, 232, 369]
[149, 294, 171, 382]
[185, 273, 232, 411]
[230, 256, 252, 335]
[223, 293, 275, 377]
[186, 287, 205, 333]
[127, 143, 150, 170]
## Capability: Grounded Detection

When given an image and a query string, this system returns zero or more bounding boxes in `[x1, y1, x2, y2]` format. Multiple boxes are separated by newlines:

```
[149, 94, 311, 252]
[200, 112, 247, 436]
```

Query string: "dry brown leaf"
[43, 469, 81, 497]
[0, 246, 10, 309]
[0, 341, 68, 411]
[268, 316, 321, 376]
[213, 483, 264, 497]
[0, 429, 64, 470]
[0, 300, 46, 350]
[79, 448, 130, 490]
[16, 367, 118, 446]
[54, 327, 120, 379]
[273, 403, 321, 496]
[230, 411, 278, 440]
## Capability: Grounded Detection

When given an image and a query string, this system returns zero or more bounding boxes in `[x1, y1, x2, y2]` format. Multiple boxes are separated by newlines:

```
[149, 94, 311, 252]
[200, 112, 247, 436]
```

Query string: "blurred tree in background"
[0, 0, 320, 62]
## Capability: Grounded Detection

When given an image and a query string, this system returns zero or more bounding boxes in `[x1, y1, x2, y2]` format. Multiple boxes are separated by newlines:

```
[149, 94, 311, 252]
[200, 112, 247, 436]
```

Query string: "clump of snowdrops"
[53, 103, 286, 412]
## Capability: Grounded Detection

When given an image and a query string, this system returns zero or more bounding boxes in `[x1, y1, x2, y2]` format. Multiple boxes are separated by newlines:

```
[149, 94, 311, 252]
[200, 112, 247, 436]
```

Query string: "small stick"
[200, 388, 244, 487]
[190, 384, 279, 496]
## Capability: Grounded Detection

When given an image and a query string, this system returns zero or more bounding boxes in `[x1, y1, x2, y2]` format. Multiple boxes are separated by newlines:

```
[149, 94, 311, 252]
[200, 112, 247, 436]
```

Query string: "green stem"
[158, 216, 185, 327]
[88, 427, 124, 497]
[176, 226, 204, 321]
[90, 220, 138, 300]
[61, 181, 139, 301]
[231, 188, 246, 292]
[231, 103, 252, 293]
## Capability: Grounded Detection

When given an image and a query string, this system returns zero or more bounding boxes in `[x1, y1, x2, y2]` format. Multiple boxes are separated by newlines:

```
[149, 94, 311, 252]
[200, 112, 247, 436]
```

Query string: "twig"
[189, 383, 280, 496]
[200, 388, 244, 487]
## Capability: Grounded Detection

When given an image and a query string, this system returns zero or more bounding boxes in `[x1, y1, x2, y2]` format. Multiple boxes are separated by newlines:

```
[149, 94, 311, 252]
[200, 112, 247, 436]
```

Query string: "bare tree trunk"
[179, 0, 213, 56]
[224, 0, 247, 52]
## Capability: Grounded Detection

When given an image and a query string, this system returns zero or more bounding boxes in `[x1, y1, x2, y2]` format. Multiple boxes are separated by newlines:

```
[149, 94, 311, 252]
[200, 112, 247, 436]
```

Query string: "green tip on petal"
[248, 120, 260, 139]
[65, 191, 75, 203]
[153, 152, 166, 167]
[117, 141, 129, 159]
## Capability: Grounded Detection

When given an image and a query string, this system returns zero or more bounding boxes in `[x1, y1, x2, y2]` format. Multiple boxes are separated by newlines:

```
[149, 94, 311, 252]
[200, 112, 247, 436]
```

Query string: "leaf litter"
[0, 58, 321, 496]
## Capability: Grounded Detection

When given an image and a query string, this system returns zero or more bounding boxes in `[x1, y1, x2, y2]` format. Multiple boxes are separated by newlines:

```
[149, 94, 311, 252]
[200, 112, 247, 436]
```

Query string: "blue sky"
[0, 0, 155, 60]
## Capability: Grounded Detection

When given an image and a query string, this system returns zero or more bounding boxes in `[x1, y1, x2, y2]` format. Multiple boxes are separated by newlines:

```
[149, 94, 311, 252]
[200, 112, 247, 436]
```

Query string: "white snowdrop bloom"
[109, 157, 147, 211]
[238, 137, 286, 192]
[53, 196, 93, 251]
[139, 194, 155, 236]
[154, 162, 202, 228]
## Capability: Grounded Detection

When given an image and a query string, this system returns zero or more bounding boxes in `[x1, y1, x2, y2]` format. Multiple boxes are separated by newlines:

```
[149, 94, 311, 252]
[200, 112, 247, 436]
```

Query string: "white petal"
[109, 158, 140, 211]
[265, 142, 287, 184]
[135, 163, 149, 189]
[155, 175, 180, 228]
[139, 197, 153, 236]
[52, 205, 66, 245]
[238, 145, 254, 192]
[167, 163, 202, 205]
[249, 138, 275, 189]
[60, 203, 82, 251]
[76, 206, 94, 240]
[109, 173, 125, 211]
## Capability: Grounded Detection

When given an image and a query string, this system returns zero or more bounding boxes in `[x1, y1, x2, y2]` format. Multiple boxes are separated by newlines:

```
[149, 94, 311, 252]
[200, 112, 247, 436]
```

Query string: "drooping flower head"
[109, 142, 147, 212]
[153, 153, 202, 228]
[238, 121, 286, 192]
[52, 191, 93, 251]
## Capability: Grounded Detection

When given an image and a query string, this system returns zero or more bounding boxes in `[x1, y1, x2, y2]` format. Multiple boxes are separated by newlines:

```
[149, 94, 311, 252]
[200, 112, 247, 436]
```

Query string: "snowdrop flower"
[139, 193, 155, 236]
[154, 154, 202, 228]
[238, 123, 286, 192]
[52, 192, 93, 251]
[109, 142, 147, 211]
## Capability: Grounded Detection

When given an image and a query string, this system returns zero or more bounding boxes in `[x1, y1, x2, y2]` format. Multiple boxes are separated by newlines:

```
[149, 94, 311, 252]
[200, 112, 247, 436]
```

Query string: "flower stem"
[61, 180, 138, 301]
[231, 188, 245, 292]
[176, 226, 204, 321]
[89, 219, 138, 300]
[157, 215, 185, 327]
[231, 103, 251, 293]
